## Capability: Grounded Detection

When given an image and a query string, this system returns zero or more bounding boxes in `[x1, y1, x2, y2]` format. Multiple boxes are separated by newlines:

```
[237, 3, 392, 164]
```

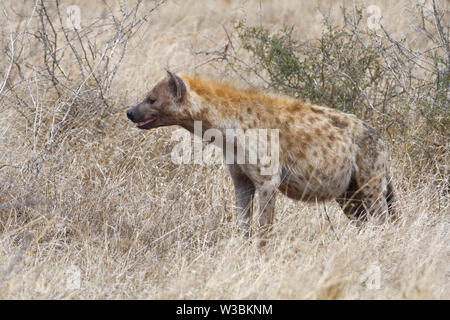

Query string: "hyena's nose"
[126, 109, 134, 121]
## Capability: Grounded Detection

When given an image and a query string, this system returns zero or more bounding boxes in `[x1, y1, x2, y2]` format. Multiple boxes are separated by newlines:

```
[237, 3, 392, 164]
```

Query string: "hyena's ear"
[167, 70, 186, 102]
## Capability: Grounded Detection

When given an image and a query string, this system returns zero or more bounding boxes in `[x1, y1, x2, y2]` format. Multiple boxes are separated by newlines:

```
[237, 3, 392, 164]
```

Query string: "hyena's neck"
[178, 97, 232, 138]
[178, 74, 248, 136]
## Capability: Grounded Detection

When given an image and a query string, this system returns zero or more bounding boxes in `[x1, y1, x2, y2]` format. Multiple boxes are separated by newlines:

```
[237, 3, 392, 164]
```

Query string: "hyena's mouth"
[136, 116, 157, 129]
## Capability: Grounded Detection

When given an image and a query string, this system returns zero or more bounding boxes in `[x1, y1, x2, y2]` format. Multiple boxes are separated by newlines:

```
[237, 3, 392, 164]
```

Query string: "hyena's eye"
[146, 97, 156, 104]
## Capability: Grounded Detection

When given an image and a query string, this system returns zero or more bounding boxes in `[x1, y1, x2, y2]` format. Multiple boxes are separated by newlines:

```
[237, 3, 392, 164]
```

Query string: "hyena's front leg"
[255, 174, 280, 243]
[257, 185, 277, 231]
[227, 164, 255, 235]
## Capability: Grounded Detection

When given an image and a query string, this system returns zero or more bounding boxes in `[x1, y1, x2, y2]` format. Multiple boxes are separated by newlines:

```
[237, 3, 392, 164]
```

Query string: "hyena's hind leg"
[336, 173, 367, 223]
[337, 124, 396, 224]
[336, 172, 394, 225]
[227, 164, 255, 235]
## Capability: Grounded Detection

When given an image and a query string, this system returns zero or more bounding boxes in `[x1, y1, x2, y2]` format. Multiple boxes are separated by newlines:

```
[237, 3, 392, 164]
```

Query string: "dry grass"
[0, 0, 448, 299]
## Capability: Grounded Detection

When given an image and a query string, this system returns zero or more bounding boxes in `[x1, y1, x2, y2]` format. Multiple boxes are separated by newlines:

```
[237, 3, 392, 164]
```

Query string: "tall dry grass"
[0, 0, 448, 299]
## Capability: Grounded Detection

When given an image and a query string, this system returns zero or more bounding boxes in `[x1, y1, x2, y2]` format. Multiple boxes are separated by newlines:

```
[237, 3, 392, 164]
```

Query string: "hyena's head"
[126, 70, 186, 130]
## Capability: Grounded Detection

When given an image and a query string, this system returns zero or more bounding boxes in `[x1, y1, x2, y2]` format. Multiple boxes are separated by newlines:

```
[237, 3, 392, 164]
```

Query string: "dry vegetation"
[0, 0, 448, 299]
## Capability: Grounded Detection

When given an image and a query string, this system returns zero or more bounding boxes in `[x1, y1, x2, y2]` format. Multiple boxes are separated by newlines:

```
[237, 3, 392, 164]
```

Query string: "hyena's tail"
[386, 177, 396, 219]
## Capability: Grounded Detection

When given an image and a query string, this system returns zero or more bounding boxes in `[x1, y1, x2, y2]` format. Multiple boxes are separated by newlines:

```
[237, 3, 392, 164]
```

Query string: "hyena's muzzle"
[126, 101, 160, 130]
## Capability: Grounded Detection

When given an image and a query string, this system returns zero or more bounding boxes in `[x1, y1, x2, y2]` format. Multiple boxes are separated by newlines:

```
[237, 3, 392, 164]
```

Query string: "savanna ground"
[0, 0, 448, 299]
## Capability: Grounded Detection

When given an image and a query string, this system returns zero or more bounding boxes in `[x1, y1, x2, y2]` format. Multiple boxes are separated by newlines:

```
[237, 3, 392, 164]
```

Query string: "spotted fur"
[126, 72, 396, 239]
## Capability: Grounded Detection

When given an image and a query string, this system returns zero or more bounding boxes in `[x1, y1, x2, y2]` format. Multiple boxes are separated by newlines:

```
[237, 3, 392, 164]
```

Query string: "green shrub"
[214, 3, 448, 175]
[236, 12, 389, 118]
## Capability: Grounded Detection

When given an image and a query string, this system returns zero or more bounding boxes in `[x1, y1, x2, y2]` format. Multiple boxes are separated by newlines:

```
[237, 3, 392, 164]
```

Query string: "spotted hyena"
[126, 71, 395, 237]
